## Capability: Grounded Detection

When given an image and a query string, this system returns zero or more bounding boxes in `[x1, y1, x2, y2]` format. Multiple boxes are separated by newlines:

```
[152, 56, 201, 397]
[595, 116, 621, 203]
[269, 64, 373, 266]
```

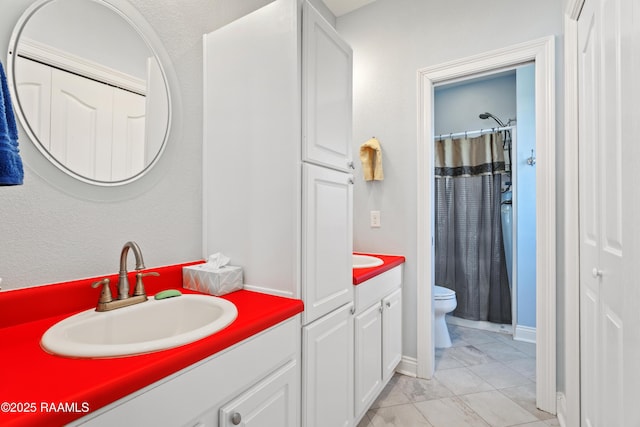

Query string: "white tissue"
[207, 252, 231, 269]
[182, 253, 243, 296]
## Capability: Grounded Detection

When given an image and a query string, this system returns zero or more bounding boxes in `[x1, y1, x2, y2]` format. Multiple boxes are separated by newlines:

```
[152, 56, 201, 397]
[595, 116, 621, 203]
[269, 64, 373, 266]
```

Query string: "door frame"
[561, 1, 584, 425]
[416, 36, 557, 413]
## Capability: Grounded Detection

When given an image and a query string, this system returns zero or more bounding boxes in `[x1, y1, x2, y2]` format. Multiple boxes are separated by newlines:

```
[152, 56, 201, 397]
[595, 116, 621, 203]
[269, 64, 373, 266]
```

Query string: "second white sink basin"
[353, 254, 384, 269]
[41, 294, 238, 358]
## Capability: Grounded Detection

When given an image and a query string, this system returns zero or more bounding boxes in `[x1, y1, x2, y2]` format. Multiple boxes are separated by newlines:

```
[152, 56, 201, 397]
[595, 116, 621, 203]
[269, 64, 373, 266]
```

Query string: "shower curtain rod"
[434, 125, 514, 140]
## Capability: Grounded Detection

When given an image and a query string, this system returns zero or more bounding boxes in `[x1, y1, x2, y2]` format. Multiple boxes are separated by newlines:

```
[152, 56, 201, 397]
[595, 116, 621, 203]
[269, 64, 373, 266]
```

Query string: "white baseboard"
[395, 356, 417, 377]
[556, 392, 568, 427]
[514, 325, 537, 343]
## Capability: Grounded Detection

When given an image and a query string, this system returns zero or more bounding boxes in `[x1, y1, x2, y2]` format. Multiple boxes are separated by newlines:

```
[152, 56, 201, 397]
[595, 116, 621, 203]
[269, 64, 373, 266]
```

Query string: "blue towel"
[0, 60, 24, 186]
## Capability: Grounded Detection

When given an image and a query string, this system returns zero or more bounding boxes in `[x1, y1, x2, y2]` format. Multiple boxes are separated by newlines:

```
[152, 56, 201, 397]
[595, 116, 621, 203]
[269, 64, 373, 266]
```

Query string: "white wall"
[336, 0, 563, 365]
[0, 0, 275, 290]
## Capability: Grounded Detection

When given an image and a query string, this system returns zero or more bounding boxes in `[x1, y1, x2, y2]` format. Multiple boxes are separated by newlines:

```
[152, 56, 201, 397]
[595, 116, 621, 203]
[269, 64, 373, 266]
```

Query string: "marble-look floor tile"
[371, 378, 411, 408]
[511, 422, 551, 427]
[357, 412, 373, 427]
[503, 357, 536, 380]
[468, 361, 533, 389]
[499, 383, 556, 421]
[434, 367, 494, 395]
[447, 345, 496, 366]
[448, 325, 501, 346]
[460, 390, 538, 427]
[414, 396, 490, 427]
[504, 339, 537, 357]
[364, 326, 559, 427]
[512, 420, 560, 427]
[368, 403, 434, 426]
[435, 347, 465, 370]
[393, 374, 453, 402]
[473, 341, 530, 362]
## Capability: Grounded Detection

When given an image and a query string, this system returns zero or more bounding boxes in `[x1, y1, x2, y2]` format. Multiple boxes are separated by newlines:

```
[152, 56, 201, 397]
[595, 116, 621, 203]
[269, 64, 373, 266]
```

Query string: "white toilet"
[434, 285, 457, 348]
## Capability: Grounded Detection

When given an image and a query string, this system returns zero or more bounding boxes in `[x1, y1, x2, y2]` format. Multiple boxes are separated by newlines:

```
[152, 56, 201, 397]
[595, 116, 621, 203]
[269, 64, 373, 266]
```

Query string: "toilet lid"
[434, 285, 455, 300]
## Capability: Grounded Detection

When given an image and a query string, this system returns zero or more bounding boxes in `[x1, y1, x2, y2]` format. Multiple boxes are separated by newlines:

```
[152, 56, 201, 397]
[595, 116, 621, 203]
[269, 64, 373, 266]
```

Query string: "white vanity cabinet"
[353, 266, 403, 422]
[71, 317, 300, 427]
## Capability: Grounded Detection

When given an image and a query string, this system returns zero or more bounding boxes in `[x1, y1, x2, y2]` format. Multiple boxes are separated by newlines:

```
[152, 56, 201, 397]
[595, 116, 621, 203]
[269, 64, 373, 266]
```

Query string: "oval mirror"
[7, 0, 171, 186]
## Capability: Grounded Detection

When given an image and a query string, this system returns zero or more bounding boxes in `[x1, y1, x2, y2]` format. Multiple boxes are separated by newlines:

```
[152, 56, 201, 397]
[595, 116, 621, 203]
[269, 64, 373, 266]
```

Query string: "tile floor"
[357, 323, 560, 427]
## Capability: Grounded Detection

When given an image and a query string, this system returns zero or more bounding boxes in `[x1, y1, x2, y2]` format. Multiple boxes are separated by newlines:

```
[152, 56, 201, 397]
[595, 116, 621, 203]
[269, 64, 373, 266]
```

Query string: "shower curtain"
[434, 131, 512, 324]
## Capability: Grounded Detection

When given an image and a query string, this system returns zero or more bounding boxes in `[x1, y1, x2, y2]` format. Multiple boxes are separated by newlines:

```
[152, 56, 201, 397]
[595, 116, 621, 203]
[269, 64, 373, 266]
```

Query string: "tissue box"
[182, 263, 243, 296]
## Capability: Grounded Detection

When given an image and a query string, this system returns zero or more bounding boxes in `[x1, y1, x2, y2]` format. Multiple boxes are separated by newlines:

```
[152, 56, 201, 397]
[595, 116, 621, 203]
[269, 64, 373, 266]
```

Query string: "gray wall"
[335, 0, 564, 380]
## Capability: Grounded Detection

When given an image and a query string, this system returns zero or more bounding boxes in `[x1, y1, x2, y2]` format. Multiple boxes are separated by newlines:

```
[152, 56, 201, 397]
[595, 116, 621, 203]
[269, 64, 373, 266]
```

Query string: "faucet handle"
[133, 271, 160, 297]
[91, 278, 113, 304]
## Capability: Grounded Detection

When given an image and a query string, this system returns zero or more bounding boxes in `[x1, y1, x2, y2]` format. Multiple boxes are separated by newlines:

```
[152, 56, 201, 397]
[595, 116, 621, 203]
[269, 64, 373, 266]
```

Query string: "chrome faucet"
[91, 241, 159, 312]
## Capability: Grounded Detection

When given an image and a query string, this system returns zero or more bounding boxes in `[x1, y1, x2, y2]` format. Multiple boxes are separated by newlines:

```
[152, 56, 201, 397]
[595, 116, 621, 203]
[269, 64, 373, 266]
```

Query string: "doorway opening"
[416, 36, 556, 414]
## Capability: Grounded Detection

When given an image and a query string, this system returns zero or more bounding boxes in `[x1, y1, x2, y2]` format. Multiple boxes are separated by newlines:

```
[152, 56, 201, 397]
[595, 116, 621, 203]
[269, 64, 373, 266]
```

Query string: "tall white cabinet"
[203, 1, 354, 426]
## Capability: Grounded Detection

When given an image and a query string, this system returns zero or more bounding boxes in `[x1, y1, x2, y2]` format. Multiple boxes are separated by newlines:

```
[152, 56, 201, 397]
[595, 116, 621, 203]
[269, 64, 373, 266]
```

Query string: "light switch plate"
[370, 210, 381, 228]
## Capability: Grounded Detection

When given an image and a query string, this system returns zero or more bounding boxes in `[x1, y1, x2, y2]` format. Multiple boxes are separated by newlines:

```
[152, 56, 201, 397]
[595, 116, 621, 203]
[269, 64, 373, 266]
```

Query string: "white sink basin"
[41, 294, 238, 358]
[353, 254, 384, 269]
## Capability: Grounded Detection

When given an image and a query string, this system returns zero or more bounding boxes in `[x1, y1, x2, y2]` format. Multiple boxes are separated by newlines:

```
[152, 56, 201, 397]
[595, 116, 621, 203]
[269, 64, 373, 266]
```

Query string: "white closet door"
[302, 1, 353, 172]
[112, 89, 146, 181]
[14, 57, 51, 146]
[578, 0, 639, 425]
[50, 69, 113, 180]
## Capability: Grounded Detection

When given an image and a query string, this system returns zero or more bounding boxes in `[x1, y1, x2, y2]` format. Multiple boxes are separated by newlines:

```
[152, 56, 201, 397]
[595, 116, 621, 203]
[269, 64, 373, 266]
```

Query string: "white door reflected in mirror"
[7, 0, 170, 185]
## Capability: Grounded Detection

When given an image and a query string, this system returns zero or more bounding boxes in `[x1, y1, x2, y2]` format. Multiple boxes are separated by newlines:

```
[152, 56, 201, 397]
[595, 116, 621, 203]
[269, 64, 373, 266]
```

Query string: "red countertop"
[0, 262, 303, 427]
[352, 253, 406, 285]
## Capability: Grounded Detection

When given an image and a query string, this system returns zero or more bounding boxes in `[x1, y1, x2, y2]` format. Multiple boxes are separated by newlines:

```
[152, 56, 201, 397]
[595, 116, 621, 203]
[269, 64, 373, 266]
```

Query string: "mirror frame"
[6, 0, 173, 187]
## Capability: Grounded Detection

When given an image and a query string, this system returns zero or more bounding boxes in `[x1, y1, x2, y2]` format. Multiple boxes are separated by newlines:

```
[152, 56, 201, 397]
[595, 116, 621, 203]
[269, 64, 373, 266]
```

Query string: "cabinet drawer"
[354, 266, 402, 314]
[220, 359, 298, 427]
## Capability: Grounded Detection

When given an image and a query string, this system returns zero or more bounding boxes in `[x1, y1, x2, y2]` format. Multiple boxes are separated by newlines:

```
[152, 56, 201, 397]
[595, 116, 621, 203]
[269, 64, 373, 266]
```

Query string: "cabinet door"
[220, 360, 298, 427]
[302, 163, 353, 324]
[302, 1, 353, 172]
[382, 288, 402, 381]
[354, 303, 382, 419]
[302, 303, 354, 427]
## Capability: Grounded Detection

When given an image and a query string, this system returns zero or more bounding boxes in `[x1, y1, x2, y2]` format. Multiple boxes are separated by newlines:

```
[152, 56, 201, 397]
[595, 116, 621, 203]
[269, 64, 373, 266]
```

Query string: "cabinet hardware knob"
[348, 161, 355, 169]
[350, 306, 355, 315]
[386, 302, 391, 308]
[231, 412, 242, 425]
[592, 268, 603, 278]
[348, 178, 354, 185]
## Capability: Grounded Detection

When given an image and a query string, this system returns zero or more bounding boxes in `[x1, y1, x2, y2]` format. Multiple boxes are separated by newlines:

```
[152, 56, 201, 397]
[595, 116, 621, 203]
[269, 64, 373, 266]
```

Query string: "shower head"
[479, 112, 506, 127]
